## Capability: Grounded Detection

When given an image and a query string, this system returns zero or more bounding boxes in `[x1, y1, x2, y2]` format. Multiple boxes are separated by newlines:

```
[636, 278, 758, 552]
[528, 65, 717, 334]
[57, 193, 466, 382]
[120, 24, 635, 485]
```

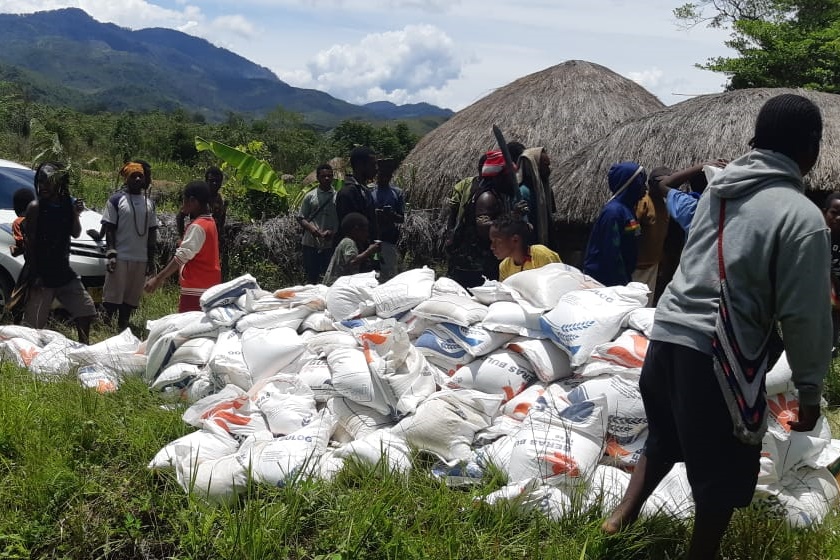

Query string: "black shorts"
[640, 340, 760, 510]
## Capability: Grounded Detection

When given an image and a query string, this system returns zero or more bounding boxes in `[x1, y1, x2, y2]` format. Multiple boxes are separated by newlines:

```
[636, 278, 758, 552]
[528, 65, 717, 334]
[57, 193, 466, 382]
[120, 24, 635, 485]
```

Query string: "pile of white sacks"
[1, 263, 838, 527]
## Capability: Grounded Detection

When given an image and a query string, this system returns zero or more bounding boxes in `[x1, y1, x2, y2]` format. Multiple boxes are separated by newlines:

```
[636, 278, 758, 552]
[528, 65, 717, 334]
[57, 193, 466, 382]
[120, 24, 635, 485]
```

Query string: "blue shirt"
[666, 189, 701, 233]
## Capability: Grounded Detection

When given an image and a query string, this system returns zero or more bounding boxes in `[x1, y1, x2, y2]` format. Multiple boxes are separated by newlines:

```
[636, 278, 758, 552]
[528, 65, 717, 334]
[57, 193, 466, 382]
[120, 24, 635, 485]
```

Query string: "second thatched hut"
[553, 87, 840, 225]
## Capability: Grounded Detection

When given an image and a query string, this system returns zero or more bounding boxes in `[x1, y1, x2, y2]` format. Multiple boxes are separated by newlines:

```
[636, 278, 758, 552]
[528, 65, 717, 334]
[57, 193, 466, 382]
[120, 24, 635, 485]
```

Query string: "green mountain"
[0, 8, 453, 129]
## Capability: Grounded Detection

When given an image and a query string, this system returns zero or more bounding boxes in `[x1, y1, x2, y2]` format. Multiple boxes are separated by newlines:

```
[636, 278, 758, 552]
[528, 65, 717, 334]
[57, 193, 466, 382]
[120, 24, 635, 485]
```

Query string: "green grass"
[2, 355, 840, 559]
[3, 289, 840, 558]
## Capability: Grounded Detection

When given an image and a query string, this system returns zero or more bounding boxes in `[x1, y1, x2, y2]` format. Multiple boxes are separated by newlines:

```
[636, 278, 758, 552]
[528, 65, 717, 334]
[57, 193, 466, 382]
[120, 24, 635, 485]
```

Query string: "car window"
[0, 167, 35, 209]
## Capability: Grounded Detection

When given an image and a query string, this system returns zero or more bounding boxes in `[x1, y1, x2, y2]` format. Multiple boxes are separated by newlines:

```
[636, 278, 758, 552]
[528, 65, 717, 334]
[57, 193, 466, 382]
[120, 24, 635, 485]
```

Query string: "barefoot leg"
[602, 454, 674, 534]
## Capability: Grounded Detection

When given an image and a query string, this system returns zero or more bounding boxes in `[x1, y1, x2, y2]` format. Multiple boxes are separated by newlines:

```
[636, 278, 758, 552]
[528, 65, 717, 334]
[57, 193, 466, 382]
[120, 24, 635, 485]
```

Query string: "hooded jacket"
[652, 149, 831, 406]
[583, 162, 645, 286]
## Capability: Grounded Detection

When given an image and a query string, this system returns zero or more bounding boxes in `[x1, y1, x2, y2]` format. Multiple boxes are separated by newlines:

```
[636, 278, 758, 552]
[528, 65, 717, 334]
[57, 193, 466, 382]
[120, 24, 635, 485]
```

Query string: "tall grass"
[4, 284, 840, 559]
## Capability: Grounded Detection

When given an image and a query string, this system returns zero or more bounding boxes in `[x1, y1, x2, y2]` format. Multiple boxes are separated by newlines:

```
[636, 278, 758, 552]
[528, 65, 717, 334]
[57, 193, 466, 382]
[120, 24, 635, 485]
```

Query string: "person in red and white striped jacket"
[145, 181, 221, 312]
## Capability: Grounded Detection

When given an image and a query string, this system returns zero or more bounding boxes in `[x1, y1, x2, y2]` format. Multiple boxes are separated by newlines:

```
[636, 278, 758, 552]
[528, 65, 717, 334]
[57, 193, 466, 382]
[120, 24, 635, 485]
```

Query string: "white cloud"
[208, 14, 255, 37]
[627, 67, 664, 89]
[281, 24, 466, 104]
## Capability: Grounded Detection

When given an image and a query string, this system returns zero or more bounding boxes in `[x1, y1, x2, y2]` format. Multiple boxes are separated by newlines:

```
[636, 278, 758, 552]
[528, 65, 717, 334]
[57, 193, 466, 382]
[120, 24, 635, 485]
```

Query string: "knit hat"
[481, 150, 518, 177]
[120, 162, 145, 179]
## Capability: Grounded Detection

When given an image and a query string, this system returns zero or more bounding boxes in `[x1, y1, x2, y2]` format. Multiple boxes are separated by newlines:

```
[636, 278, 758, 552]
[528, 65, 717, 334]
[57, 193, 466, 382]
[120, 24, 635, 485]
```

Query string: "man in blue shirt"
[650, 160, 727, 232]
[371, 158, 405, 282]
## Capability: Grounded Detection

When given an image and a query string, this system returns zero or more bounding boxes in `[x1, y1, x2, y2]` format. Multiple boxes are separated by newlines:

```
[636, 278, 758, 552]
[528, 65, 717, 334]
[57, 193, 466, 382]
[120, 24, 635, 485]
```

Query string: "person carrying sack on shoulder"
[297, 163, 338, 284]
[603, 94, 831, 560]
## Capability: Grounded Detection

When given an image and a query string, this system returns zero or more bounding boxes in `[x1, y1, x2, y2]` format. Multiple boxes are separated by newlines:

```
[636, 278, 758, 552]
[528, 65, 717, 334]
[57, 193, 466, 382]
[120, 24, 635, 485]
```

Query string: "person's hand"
[368, 241, 382, 254]
[144, 277, 159, 294]
[704, 158, 729, 169]
[514, 200, 529, 216]
[73, 198, 85, 215]
[321, 229, 333, 239]
[106, 257, 117, 273]
[789, 402, 821, 432]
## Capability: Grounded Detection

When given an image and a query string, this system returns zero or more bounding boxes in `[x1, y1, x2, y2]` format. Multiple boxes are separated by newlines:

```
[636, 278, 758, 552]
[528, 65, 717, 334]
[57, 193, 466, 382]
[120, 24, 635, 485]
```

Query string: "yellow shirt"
[499, 244, 561, 281]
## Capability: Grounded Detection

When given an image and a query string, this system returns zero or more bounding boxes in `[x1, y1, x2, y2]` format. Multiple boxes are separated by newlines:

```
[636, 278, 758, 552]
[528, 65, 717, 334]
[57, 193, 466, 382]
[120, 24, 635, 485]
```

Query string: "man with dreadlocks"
[101, 162, 159, 330]
[23, 162, 97, 344]
[603, 94, 830, 560]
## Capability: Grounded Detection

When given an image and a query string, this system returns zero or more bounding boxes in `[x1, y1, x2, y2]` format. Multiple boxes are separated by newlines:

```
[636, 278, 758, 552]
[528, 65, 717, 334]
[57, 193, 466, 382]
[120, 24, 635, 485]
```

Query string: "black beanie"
[751, 94, 822, 158]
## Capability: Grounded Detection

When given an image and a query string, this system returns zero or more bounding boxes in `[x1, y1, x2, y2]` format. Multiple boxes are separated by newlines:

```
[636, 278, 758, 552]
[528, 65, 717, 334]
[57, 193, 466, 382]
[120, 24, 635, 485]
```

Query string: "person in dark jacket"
[582, 162, 646, 286]
[336, 146, 378, 242]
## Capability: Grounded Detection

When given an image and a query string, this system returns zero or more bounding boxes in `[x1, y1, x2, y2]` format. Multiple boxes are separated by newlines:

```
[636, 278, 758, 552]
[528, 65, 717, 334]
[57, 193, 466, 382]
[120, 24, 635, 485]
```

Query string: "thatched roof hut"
[554, 87, 840, 224]
[397, 60, 665, 209]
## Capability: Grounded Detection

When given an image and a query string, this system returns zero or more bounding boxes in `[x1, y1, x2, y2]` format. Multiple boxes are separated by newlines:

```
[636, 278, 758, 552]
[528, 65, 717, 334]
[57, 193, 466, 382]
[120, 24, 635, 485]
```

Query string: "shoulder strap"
[717, 199, 727, 280]
[306, 191, 334, 223]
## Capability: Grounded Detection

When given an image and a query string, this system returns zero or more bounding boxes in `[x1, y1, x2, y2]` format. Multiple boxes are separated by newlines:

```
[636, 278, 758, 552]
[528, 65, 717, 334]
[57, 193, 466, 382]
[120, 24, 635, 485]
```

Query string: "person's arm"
[71, 198, 83, 238]
[101, 196, 119, 271]
[334, 189, 350, 227]
[775, 227, 832, 431]
[666, 190, 699, 233]
[391, 190, 405, 224]
[23, 201, 38, 266]
[297, 194, 327, 239]
[475, 191, 500, 240]
[103, 223, 118, 272]
[655, 159, 727, 196]
[145, 223, 205, 293]
[216, 197, 227, 233]
[350, 241, 381, 265]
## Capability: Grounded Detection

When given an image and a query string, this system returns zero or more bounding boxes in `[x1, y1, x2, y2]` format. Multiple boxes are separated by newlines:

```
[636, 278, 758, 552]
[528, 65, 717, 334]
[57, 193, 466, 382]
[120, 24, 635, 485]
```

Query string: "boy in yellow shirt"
[489, 213, 561, 281]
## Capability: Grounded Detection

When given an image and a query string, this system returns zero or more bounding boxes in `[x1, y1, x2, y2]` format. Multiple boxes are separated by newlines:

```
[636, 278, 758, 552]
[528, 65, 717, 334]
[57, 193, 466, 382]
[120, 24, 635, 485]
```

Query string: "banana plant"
[195, 136, 288, 197]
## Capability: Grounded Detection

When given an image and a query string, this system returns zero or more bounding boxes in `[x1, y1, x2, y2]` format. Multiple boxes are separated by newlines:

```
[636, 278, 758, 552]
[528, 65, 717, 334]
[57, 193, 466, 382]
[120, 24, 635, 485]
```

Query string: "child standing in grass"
[144, 181, 220, 312]
[489, 213, 560, 281]
[322, 212, 380, 285]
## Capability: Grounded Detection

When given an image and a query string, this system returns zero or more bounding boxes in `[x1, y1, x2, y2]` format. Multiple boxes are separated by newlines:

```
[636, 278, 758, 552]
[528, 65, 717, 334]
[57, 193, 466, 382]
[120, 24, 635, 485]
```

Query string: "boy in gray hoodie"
[603, 94, 830, 560]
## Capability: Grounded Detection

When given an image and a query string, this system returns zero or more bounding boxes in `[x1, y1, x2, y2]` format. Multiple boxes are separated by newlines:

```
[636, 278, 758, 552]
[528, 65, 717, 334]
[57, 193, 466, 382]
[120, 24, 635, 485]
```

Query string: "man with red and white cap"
[448, 149, 520, 288]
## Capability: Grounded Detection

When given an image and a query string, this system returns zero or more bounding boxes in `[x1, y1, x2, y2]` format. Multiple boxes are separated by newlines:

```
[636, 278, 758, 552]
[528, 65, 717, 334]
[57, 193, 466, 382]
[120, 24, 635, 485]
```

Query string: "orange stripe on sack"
[605, 439, 630, 458]
[513, 402, 532, 417]
[542, 452, 580, 477]
[213, 410, 252, 427]
[502, 386, 516, 403]
[605, 346, 644, 368]
[360, 332, 389, 346]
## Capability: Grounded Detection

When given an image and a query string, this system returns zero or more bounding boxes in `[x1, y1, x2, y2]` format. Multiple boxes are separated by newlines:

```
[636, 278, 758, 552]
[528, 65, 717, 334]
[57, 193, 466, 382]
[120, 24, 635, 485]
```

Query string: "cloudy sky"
[0, 0, 735, 110]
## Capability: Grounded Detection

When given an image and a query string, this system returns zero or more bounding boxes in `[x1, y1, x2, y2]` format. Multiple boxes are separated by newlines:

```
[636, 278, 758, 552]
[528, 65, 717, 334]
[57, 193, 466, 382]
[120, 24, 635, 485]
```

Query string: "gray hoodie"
[652, 149, 831, 406]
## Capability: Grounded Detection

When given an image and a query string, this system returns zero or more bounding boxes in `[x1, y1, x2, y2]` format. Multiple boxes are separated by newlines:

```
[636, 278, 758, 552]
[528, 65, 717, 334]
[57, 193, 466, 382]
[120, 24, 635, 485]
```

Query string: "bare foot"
[601, 504, 639, 535]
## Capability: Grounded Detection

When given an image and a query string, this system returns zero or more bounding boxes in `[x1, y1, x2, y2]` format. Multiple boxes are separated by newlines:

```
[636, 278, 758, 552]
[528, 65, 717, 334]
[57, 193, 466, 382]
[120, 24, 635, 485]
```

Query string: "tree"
[331, 120, 420, 164]
[677, 0, 840, 92]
